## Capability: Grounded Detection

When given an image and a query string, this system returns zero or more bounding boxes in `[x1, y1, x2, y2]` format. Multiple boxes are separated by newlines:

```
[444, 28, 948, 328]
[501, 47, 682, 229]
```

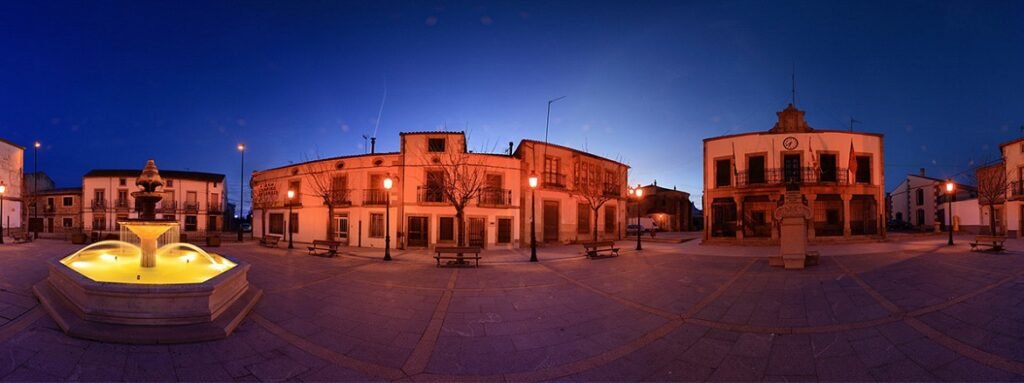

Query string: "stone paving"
[1, 234, 1023, 381]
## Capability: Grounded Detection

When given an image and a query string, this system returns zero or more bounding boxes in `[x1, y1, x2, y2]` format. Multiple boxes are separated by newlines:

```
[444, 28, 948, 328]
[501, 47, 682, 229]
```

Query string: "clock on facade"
[782, 136, 799, 150]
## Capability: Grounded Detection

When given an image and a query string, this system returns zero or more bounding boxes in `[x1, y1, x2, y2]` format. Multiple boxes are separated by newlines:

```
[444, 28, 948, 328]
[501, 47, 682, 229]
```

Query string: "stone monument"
[772, 184, 814, 269]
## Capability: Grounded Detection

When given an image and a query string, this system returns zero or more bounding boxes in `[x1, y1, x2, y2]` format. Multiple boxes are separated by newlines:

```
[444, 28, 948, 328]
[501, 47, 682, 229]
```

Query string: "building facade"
[36, 187, 83, 237]
[628, 182, 693, 231]
[702, 104, 886, 242]
[82, 169, 227, 235]
[0, 138, 24, 236]
[888, 170, 976, 231]
[250, 132, 629, 249]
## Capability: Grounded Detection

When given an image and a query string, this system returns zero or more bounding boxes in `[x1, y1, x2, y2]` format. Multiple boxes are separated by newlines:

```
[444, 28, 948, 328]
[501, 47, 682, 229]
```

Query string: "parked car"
[240, 223, 252, 232]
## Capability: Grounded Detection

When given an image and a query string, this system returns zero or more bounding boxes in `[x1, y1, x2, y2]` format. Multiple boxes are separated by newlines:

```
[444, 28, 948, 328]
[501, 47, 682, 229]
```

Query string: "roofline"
[999, 137, 1024, 149]
[640, 184, 691, 194]
[513, 139, 630, 168]
[399, 131, 466, 136]
[83, 169, 225, 182]
[0, 137, 25, 150]
[703, 129, 884, 143]
[36, 188, 83, 195]
[254, 152, 401, 174]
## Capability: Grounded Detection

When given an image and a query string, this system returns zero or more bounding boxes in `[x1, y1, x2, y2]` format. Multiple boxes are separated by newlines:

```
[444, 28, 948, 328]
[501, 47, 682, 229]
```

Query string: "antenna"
[850, 117, 862, 132]
[362, 134, 369, 154]
[791, 63, 796, 105]
[372, 78, 387, 139]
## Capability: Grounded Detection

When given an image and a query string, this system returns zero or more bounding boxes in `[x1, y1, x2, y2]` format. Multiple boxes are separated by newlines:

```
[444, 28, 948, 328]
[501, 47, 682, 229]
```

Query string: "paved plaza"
[1, 235, 1023, 382]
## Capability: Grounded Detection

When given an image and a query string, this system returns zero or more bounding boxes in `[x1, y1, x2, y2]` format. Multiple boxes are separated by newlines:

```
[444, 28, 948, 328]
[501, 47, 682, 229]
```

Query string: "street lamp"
[528, 173, 538, 262]
[287, 189, 295, 249]
[0, 183, 6, 244]
[238, 143, 245, 241]
[383, 176, 394, 261]
[630, 185, 644, 251]
[946, 180, 955, 246]
[32, 141, 40, 239]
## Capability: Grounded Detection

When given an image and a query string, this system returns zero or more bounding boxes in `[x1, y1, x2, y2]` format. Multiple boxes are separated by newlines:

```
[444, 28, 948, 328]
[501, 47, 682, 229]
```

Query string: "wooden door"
[407, 216, 429, 247]
[543, 201, 559, 243]
[468, 218, 485, 248]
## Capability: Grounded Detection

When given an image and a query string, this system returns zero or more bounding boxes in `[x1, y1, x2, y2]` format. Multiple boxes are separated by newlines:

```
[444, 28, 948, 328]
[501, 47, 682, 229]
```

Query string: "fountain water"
[34, 160, 261, 344]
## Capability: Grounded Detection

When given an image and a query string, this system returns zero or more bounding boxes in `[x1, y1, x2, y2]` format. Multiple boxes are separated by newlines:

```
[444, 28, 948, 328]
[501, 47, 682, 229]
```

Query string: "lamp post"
[0, 183, 6, 244]
[287, 189, 294, 249]
[32, 141, 40, 239]
[238, 143, 245, 241]
[630, 185, 644, 251]
[528, 173, 538, 262]
[946, 180, 955, 246]
[383, 176, 393, 261]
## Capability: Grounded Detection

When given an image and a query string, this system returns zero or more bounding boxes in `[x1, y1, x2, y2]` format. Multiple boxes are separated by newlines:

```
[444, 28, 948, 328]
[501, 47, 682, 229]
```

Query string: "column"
[734, 196, 743, 240]
[842, 194, 852, 238]
[770, 194, 780, 241]
[806, 194, 817, 240]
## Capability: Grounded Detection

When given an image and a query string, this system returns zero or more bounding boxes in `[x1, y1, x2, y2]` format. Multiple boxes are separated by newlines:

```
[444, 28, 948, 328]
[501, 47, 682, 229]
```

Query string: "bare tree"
[570, 161, 622, 242]
[429, 149, 487, 251]
[301, 156, 343, 241]
[974, 161, 1008, 235]
[251, 180, 278, 239]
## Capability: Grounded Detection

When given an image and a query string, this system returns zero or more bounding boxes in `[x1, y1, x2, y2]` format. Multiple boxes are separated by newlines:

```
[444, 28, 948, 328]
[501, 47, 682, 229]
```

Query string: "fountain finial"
[136, 159, 164, 193]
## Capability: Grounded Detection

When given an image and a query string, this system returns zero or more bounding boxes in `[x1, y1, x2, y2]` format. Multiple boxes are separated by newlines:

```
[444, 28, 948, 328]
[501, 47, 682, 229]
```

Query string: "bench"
[582, 241, 619, 258]
[11, 232, 31, 243]
[259, 235, 282, 248]
[434, 246, 481, 267]
[970, 235, 1006, 252]
[308, 240, 341, 257]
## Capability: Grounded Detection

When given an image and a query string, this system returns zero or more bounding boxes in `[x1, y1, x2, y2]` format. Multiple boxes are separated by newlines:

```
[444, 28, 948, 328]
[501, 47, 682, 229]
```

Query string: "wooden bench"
[308, 240, 341, 257]
[259, 235, 282, 248]
[970, 235, 1006, 252]
[11, 232, 31, 243]
[582, 241, 619, 258]
[434, 246, 482, 267]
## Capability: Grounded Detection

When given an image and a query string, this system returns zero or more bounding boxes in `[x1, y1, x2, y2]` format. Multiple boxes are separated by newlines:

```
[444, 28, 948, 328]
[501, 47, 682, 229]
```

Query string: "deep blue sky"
[2, 0, 1023, 212]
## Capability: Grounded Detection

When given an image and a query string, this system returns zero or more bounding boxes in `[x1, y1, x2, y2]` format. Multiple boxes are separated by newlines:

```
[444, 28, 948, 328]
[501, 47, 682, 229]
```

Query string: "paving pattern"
[1, 236, 1024, 381]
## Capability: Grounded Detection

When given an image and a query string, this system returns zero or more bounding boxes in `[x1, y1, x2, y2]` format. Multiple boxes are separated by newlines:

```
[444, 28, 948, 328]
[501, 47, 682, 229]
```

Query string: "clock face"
[782, 137, 799, 150]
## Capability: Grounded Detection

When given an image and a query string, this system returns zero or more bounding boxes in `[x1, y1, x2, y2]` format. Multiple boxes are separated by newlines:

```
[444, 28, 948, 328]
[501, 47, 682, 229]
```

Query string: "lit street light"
[383, 176, 394, 261]
[946, 180, 955, 246]
[0, 183, 6, 244]
[630, 185, 644, 251]
[528, 172, 538, 262]
[32, 141, 40, 239]
[287, 189, 295, 249]
[238, 143, 245, 242]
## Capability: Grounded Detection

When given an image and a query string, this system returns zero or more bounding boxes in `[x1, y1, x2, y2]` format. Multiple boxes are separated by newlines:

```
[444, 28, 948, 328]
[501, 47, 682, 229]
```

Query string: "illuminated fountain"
[34, 160, 261, 344]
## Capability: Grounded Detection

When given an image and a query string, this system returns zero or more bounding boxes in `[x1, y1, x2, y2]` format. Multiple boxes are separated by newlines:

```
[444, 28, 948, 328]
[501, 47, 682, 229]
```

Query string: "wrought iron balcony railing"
[208, 202, 224, 213]
[158, 200, 176, 212]
[417, 186, 447, 204]
[183, 201, 200, 212]
[725, 167, 853, 188]
[91, 199, 106, 209]
[477, 188, 511, 207]
[543, 172, 566, 189]
[328, 189, 352, 206]
[602, 183, 621, 197]
[1011, 181, 1024, 198]
[115, 198, 131, 210]
[363, 189, 388, 205]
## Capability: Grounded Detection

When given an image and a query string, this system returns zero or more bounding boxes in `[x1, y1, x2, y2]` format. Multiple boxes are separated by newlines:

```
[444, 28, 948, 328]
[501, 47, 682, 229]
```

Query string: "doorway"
[407, 216, 429, 247]
[783, 154, 802, 184]
[468, 217, 485, 248]
[543, 201, 559, 243]
[335, 214, 349, 245]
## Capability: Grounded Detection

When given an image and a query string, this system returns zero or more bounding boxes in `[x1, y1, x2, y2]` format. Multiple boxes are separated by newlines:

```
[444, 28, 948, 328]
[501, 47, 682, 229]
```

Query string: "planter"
[71, 233, 87, 244]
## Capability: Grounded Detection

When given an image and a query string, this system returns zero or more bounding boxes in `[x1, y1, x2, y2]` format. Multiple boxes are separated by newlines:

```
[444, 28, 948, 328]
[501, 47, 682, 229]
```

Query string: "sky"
[2, 0, 1023, 213]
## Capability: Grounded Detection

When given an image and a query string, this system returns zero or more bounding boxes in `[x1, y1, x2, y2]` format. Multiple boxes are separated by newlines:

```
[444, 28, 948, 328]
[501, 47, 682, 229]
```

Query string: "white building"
[82, 168, 227, 235]
[250, 131, 630, 249]
[702, 104, 886, 242]
[0, 138, 24, 236]
[888, 170, 976, 230]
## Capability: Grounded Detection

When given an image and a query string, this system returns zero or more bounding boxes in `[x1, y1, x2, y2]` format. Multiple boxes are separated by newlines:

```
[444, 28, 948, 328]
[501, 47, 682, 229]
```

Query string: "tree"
[570, 160, 623, 242]
[429, 149, 487, 253]
[251, 180, 278, 239]
[974, 161, 1008, 235]
[301, 157, 344, 241]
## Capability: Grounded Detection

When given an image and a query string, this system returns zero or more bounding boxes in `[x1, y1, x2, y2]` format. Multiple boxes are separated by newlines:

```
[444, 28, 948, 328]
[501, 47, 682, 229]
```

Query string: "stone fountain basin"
[34, 256, 262, 344]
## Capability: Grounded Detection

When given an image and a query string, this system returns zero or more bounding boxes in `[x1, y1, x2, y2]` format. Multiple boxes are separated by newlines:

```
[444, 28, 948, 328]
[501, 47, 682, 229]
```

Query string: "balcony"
[602, 183, 621, 197]
[1012, 181, 1024, 198]
[115, 198, 131, 210]
[328, 189, 352, 206]
[363, 189, 388, 205]
[43, 205, 56, 213]
[728, 167, 852, 188]
[91, 199, 106, 210]
[417, 186, 447, 204]
[159, 200, 177, 213]
[543, 172, 566, 189]
[183, 201, 199, 213]
[208, 202, 224, 213]
[477, 188, 511, 207]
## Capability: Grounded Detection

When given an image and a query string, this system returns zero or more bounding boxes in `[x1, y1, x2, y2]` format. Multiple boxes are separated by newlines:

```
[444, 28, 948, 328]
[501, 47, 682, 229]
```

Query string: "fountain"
[33, 160, 262, 344]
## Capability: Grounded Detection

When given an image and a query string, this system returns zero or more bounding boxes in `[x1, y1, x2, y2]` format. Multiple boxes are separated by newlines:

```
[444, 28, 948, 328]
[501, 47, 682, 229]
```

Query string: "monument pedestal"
[772, 188, 814, 270]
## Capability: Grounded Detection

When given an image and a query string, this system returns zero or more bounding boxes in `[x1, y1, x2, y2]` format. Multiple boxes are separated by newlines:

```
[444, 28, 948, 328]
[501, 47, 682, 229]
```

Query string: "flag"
[731, 142, 739, 180]
[809, 140, 819, 175]
[848, 140, 857, 181]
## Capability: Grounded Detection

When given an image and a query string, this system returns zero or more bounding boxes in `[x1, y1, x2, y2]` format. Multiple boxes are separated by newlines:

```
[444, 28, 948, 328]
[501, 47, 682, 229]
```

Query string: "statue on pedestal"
[772, 183, 814, 269]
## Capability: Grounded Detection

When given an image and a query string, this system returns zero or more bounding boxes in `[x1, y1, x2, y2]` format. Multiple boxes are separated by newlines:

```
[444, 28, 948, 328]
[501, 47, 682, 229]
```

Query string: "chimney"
[654, 179, 658, 187]
[370, 137, 376, 154]
[919, 168, 925, 177]
[508, 142, 514, 156]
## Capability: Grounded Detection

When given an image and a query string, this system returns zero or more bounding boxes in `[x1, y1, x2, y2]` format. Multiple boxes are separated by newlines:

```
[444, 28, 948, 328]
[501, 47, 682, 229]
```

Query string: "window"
[184, 215, 197, 231]
[715, 159, 732, 187]
[855, 156, 871, 184]
[425, 171, 445, 202]
[47, 197, 54, 208]
[119, 178, 126, 186]
[63, 197, 73, 206]
[577, 203, 590, 234]
[544, 156, 563, 186]
[916, 209, 925, 225]
[62, 218, 73, 228]
[269, 213, 284, 234]
[289, 213, 299, 233]
[288, 180, 301, 200]
[92, 216, 106, 231]
[208, 216, 218, 232]
[439, 217, 454, 241]
[497, 218, 512, 244]
[916, 189, 924, 205]
[604, 205, 616, 233]
[747, 156, 765, 184]
[115, 214, 129, 230]
[369, 213, 385, 238]
[166, 179, 173, 187]
[819, 154, 837, 182]
[162, 215, 176, 221]
[428, 138, 446, 152]
[331, 176, 348, 203]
